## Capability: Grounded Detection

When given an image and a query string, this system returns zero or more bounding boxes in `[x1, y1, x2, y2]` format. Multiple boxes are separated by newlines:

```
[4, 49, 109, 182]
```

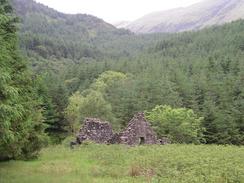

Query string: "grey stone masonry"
[76, 118, 113, 144]
[115, 112, 158, 145]
[76, 112, 163, 146]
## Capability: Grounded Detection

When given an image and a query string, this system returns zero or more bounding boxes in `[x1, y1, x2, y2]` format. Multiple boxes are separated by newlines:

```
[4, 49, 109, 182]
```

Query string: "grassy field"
[0, 144, 243, 183]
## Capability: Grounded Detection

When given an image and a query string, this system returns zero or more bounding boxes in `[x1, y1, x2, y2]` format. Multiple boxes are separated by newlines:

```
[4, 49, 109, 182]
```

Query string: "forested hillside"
[1, 0, 243, 161]
[12, 0, 169, 71]
[60, 20, 244, 145]
[11, 0, 134, 64]
[24, 17, 243, 145]
[13, 0, 244, 145]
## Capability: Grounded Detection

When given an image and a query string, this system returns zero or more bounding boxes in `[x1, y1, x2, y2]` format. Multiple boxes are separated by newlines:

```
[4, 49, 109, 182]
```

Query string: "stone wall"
[116, 112, 158, 145]
[76, 113, 161, 146]
[76, 118, 113, 144]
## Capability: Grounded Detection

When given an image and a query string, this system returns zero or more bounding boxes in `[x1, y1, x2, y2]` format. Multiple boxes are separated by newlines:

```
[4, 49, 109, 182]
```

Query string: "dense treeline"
[0, 0, 46, 160]
[25, 19, 243, 145]
[12, 0, 168, 73]
[59, 20, 244, 145]
[12, 0, 133, 61]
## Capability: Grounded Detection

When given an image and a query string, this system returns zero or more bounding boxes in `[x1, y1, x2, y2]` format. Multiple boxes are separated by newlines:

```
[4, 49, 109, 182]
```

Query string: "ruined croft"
[76, 112, 164, 145]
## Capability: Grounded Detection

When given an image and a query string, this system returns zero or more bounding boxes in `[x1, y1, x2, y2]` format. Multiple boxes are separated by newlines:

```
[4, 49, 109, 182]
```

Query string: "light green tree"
[65, 92, 84, 134]
[65, 90, 116, 133]
[146, 105, 205, 144]
[80, 91, 115, 122]
[65, 71, 126, 133]
[90, 70, 127, 93]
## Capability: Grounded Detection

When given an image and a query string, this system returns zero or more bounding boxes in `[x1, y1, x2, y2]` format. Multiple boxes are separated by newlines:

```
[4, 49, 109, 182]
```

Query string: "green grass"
[0, 144, 243, 183]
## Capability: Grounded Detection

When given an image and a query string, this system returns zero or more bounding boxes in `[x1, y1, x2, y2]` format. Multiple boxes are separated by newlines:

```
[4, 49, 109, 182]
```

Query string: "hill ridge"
[121, 0, 244, 33]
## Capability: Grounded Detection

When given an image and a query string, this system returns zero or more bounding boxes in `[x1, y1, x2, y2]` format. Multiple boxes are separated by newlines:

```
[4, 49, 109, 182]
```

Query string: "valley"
[0, 0, 243, 182]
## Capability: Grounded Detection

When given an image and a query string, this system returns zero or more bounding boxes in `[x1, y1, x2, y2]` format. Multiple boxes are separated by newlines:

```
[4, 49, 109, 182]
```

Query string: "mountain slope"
[113, 21, 131, 28]
[11, 0, 130, 61]
[123, 0, 244, 33]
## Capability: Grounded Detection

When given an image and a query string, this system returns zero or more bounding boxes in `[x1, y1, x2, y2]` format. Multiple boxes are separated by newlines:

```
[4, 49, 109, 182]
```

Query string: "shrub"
[146, 105, 205, 143]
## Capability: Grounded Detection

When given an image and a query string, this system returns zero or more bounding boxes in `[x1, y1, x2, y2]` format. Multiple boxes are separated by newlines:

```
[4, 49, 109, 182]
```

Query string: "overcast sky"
[35, 0, 202, 23]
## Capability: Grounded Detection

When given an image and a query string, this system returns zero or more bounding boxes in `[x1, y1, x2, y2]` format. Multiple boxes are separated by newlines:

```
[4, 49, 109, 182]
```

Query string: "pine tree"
[0, 0, 47, 160]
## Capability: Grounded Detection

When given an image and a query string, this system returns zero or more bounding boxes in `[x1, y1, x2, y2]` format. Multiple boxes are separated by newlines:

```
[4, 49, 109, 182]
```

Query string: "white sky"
[35, 0, 203, 23]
